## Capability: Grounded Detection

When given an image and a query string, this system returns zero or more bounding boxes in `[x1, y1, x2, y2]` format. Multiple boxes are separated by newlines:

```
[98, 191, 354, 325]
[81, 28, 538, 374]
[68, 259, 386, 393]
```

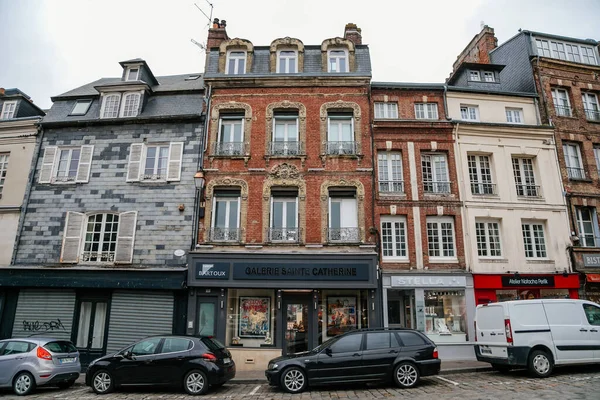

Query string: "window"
[127, 142, 183, 182]
[522, 222, 547, 258]
[211, 189, 241, 242]
[374, 102, 398, 119]
[576, 207, 599, 247]
[422, 154, 450, 194]
[327, 113, 355, 155]
[460, 105, 479, 121]
[423, 291, 466, 343]
[82, 213, 119, 262]
[594, 147, 600, 176]
[365, 332, 393, 350]
[101, 92, 141, 118]
[563, 143, 585, 180]
[217, 115, 244, 156]
[328, 189, 358, 242]
[551, 41, 567, 60]
[0, 101, 17, 119]
[38, 146, 94, 184]
[426, 216, 456, 259]
[121, 93, 140, 117]
[277, 50, 297, 73]
[161, 338, 193, 353]
[512, 157, 539, 197]
[469, 71, 481, 81]
[70, 100, 92, 116]
[0, 341, 34, 356]
[329, 334, 362, 353]
[270, 189, 299, 242]
[535, 39, 551, 57]
[505, 108, 523, 124]
[476, 220, 502, 257]
[583, 304, 600, 326]
[468, 155, 495, 195]
[566, 44, 581, 63]
[131, 338, 162, 356]
[378, 152, 403, 193]
[126, 68, 139, 81]
[398, 331, 427, 346]
[381, 216, 407, 260]
[414, 103, 438, 120]
[551, 88, 571, 117]
[101, 94, 121, 118]
[328, 49, 348, 73]
[226, 51, 246, 75]
[271, 114, 299, 155]
[0, 153, 8, 198]
[582, 92, 600, 122]
[581, 46, 598, 65]
[483, 71, 495, 82]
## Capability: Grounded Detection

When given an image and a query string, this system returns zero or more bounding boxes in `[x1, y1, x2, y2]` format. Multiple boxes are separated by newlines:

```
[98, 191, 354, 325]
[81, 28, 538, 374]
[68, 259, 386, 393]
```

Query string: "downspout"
[443, 84, 450, 120]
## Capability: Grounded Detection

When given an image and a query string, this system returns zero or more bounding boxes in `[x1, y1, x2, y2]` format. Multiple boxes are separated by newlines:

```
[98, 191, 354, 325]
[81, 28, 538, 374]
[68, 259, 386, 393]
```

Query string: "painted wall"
[447, 92, 539, 125]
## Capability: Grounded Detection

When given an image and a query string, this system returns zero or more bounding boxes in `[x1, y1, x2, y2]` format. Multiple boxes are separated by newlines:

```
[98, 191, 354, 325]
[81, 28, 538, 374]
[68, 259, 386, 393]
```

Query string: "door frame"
[280, 293, 315, 355]
[71, 291, 111, 367]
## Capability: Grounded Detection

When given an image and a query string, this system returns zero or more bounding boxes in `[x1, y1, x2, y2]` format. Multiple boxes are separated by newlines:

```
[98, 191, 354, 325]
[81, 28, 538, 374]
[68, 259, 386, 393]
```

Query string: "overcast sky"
[1, 0, 599, 109]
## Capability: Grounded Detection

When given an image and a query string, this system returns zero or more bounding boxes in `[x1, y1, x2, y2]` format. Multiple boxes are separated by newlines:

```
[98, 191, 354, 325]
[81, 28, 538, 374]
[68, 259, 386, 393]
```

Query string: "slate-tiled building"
[2, 59, 204, 366]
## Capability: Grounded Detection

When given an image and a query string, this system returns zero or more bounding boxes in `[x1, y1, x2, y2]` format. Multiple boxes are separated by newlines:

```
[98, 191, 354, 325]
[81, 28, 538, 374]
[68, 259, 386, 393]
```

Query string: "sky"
[1, 0, 599, 110]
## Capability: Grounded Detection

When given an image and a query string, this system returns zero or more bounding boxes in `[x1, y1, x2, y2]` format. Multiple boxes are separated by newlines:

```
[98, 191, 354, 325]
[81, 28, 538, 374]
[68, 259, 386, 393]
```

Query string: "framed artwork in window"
[239, 297, 270, 338]
[326, 296, 357, 335]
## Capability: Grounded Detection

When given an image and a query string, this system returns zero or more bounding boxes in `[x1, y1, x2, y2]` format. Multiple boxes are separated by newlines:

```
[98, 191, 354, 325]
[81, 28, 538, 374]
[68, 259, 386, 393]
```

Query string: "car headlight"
[268, 363, 278, 370]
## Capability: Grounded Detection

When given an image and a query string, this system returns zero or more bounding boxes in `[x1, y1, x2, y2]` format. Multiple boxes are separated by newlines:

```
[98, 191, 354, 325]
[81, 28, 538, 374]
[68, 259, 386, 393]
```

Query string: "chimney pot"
[0, 88, 5, 96]
[212, 18, 220, 29]
[221, 20, 226, 28]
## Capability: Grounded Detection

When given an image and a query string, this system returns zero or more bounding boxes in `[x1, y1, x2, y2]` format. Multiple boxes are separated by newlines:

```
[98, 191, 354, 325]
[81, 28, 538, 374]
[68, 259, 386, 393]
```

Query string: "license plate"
[480, 346, 492, 355]
[223, 357, 231, 364]
[59, 357, 76, 364]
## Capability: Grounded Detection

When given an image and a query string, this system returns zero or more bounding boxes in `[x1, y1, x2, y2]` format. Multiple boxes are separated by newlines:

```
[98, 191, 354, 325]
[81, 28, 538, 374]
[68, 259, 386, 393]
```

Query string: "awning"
[586, 274, 600, 283]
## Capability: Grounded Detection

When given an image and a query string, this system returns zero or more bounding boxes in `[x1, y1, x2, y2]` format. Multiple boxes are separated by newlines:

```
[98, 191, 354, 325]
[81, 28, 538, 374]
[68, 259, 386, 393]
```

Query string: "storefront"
[382, 273, 475, 360]
[186, 252, 379, 371]
[584, 274, 600, 304]
[473, 273, 579, 305]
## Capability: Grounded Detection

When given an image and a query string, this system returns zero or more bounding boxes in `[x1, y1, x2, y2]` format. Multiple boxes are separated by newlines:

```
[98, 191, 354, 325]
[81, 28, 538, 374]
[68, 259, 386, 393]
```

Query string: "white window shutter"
[75, 145, 94, 183]
[39, 146, 58, 183]
[60, 212, 84, 263]
[126, 143, 144, 182]
[166, 142, 184, 182]
[115, 211, 137, 264]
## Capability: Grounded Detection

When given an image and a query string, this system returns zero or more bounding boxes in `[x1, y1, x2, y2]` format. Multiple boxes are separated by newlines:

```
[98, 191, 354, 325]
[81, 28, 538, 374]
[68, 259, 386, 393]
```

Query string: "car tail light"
[474, 320, 477, 342]
[202, 352, 217, 362]
[37, 346, 52, 360]
[504, 318, 513, 345]
[432, 347, 438, 359]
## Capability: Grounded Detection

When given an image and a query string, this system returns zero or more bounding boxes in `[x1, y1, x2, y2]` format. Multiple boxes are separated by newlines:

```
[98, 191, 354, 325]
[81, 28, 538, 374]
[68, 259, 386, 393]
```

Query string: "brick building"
[186, 20, 379, 371]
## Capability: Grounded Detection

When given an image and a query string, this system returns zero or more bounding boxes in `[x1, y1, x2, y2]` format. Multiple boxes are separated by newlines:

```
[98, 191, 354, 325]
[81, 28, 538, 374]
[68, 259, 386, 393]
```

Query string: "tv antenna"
[191, 0, 214, 52]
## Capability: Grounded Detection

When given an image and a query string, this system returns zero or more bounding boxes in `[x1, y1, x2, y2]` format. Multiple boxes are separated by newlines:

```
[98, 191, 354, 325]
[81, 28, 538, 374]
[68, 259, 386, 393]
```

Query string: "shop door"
[283, 295, 313, 355]
[196, 297, 218, 336]
[74, 297, 109, 367]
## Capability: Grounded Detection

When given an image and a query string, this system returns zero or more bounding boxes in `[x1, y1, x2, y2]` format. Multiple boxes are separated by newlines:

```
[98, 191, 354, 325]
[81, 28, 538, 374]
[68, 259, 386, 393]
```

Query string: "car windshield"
[200, 337, 225, 351]
[44, 341, 77, 353]
[312, 336, 339, 353]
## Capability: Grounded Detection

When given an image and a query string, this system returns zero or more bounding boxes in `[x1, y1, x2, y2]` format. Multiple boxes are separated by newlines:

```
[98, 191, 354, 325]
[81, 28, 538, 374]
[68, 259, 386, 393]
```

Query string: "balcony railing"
[267, 227, 301, 243]
[423, 181, 451, 194]
[585, 108, 600, 122]
[269, 141, 303, 156]
[328, 227, 360, 243]
[515, 184, 542, 198]
[212, 142, 245, 156]
[326, 141, 358, 155]
[379, 180, 404, 194]
[567, 167, 586, 180]
[207, 227, 241, 242]
[470, 182, 497, 195]
[554, 105, 572, 117]
[81, 251, 115, 262]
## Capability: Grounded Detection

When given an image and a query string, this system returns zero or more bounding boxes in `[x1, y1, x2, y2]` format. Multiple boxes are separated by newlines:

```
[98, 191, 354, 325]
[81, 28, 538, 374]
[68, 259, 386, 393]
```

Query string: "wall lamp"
[194, 170, 206, 218]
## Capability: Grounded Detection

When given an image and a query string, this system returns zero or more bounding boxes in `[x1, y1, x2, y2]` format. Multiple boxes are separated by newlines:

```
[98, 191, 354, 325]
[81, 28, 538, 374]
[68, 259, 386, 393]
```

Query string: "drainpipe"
[443, 84, 450, 120]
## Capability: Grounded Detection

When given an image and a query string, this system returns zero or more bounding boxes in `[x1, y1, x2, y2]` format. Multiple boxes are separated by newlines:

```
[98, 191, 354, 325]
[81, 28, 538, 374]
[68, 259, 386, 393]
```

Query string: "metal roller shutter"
[12, 289, 76, 341]
[105, 291, 174, 353]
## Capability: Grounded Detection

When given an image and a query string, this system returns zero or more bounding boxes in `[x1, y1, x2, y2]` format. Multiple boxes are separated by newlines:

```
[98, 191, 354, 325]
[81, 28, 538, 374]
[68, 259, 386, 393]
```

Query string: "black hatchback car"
[86, 335, 235, 395]
[265, 328, 440, 393]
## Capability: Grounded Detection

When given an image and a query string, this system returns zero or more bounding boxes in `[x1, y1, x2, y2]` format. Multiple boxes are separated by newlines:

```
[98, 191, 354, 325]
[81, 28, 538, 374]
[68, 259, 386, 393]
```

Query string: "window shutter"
[60, 212, 84, 263]
[75, 145, 94, 183]
[39, 146, 58, 183]
[115, 211, 137, 264]
[126, 143, 144, 182]
[166, 142, 184, 182]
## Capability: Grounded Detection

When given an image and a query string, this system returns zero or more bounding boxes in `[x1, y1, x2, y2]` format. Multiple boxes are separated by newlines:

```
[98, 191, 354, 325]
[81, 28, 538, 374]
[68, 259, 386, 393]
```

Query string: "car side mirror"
[325, 348, 332, 356]
[123, 350, 133, 360]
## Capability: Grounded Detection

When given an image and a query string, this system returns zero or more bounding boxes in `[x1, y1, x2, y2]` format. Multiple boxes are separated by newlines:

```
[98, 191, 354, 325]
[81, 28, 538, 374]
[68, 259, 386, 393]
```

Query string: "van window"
[545, 303, 582, 325]
[583, 304, 600, 326]
[512, 303, 547, 326]
[477, 305, 504, 329]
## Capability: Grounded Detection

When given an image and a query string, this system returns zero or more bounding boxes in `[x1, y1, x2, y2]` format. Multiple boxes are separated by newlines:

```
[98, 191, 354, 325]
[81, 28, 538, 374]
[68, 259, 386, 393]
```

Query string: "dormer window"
[121, 93, 141, 117]
[469, 71, 481, 81]
[100, 91, 142, 119]
[70, 99, 92, 116]
[1, 100, 17, 119]
[483, 71, 495, 82]
[101, 94, 121, 118]
[226, 51, 246, 75]
[277, 50, 297, 73]
[328, 49, 348, 73]
[126, 68, 139, 81]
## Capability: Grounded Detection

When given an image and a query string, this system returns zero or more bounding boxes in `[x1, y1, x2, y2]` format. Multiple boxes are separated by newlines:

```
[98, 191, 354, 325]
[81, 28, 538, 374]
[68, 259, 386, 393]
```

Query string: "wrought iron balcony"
[515, 184, 542, 198]
[470, 182, 497, 195]
[423, 181, 451, 194]
[379, 180, 405, 194]
[267, 227, 301, 243]
[207, 227, 241, 242]
[269, 141, 303, 156]
[326, 141, 358, 155]
[328, 227, 360, 243]
[567, 167, 586, 180]
[554, 105, 572, 117]
[585, 108, 600, 122]
[212, 142, 245, 156]
[81, 251, 115, 262]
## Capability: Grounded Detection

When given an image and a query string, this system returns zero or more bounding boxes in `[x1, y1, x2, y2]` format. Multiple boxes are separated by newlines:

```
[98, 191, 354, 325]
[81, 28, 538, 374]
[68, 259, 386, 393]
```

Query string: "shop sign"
[195, 262, 230, 279]
[501, 276, 554, 287]
[583, 254, 600, 267]
[232, 262, 370, 281]
[390, 275, 467, 287]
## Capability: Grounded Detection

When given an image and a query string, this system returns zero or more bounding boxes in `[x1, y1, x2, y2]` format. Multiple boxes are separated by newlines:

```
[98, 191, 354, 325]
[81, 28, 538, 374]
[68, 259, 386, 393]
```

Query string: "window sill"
[428, 258, 459, 264]
[516, 196, 546, 202]
[478, 258, 509, 263]
[525, 259, 555, 264]
[323, 153, 363, 158]
[265, 154, 306, 159]
[471, 193, 499, 198]
[382, 258, 410, 263]
[209, 154, 249, 159]
[568, 177, 593, 183]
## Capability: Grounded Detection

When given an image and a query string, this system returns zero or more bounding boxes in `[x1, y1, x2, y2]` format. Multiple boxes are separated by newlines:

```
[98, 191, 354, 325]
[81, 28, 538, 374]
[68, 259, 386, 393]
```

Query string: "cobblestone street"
[3, 366, 600, 400]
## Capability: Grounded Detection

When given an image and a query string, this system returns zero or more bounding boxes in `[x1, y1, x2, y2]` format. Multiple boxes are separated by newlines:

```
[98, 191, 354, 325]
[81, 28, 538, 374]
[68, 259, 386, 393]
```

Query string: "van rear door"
[476, 304, 508, 358]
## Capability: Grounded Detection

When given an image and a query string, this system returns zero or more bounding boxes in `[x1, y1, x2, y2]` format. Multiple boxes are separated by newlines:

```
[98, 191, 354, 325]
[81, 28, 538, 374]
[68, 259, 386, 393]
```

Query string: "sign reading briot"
[390, 275, 467, 287]
[583, 254, 600, 267]
[501, 275, 555, 287]
[232, 262, 370, 281]
[195, 262, 230, 279]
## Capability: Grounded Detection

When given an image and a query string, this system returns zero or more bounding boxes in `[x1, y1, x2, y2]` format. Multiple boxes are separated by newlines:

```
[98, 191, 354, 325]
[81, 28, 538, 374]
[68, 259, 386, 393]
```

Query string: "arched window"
[122, 93, 141, 117]
[102, 94, 121, 118]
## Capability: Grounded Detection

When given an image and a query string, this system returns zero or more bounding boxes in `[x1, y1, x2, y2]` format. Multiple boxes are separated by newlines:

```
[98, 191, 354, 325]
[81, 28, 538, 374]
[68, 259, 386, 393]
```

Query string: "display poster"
[326, 296, 357, 335]
[239, 297, 270, 338]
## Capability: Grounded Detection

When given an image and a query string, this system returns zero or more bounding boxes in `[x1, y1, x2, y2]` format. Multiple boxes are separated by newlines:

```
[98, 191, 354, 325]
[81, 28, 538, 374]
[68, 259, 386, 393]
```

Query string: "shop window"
[424, 290, 466, 343]
[318, 290, 369, 345]
[226, 289, 276, 348]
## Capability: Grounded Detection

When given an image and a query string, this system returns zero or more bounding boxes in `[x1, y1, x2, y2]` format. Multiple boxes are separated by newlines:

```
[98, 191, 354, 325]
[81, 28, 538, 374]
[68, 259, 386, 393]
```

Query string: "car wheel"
[92, 370, 114, 394]
[491, 364, 511, 373]
[280, 367, 307, 394]
[394, 362, 420, 389]
[528, 350, 553, 378]
[13, 371, 36, 396]
[57, 379, 76, 389]
[184, 369, 209, 395]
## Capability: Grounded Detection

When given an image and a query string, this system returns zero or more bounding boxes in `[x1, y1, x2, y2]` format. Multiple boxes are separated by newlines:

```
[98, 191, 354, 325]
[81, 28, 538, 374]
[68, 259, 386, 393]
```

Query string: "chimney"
[452, 25, 498, 72]
[344, 23, 362, 45]
[0, 88, 5, 96]
[207, 17, 229, 50]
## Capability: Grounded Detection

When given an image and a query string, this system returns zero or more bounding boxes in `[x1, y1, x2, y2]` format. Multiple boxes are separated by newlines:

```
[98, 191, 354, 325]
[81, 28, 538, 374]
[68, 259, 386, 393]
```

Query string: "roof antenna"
[191, 0, 214, 52]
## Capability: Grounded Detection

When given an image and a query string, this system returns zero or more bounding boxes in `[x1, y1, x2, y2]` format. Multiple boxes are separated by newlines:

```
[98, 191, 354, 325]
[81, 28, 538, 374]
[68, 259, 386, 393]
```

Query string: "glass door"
[283, 295, 312, 355]
[196, 297, 218, 336]
[74, 297, 109, 367]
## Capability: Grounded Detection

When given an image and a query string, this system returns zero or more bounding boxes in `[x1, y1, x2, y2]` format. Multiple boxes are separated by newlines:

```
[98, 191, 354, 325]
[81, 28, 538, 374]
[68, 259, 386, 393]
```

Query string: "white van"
[474, 299, 600, 377]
